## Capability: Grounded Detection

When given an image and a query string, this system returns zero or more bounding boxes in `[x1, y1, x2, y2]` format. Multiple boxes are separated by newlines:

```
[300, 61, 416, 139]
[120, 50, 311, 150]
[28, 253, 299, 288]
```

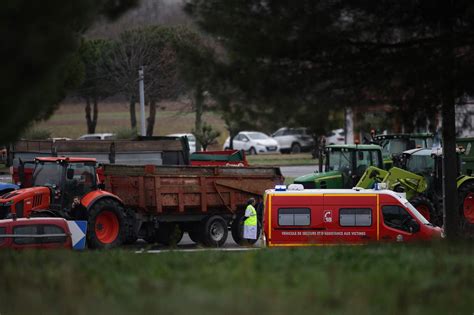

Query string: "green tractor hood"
[294, 170, 343, 189]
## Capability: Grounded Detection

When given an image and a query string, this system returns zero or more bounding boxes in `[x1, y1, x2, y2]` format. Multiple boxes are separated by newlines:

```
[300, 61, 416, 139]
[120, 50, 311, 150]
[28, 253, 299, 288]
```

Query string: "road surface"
[280, 165, 318, 178]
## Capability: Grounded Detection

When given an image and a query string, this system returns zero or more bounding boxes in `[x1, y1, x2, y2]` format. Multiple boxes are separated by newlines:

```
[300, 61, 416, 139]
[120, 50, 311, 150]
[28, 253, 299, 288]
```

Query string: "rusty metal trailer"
[103, 164, 284, 246]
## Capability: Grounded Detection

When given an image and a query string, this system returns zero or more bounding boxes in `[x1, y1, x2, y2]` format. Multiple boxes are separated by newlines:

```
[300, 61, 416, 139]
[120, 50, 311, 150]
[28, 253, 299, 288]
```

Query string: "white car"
[325, 128, 345, 145]
[166, 133, 196, 153]
[78, 133, 116, 140]
[272, 127, 315, 153]
[223, 131, 279, 155]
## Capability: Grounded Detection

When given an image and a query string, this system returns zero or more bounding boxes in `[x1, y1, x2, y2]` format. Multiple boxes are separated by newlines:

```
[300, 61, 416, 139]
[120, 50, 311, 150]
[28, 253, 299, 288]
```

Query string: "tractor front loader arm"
[356, 166, 389, 189]
[356, 166, 428, 200]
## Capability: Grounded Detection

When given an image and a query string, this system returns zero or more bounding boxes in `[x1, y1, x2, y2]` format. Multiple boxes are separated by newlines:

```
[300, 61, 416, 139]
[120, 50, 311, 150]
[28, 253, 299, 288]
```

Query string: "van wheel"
[409, 195, 439, 226]
[231, 214, 261, 246]
[202, 216, 228, 247]
[88, 199, 126, 249]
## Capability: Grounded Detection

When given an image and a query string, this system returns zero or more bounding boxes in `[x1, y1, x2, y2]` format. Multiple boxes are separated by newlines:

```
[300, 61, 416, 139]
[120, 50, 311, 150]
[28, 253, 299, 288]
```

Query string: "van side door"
[323, 194, 377, 243]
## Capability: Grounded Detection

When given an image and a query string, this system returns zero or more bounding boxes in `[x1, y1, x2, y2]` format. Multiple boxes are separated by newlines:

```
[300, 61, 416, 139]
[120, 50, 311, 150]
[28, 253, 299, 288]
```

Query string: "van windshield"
[404, 201, 430, 225]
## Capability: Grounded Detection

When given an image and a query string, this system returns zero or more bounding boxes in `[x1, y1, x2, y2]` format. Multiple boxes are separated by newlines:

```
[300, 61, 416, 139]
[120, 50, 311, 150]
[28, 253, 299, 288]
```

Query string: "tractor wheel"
[409, 195, 439, 225]
[122, 207, 138, 245]
[231, 214, 261, 246]
[291, 143, 302, 154]
[202, 215, 228, 247]
[458, 181, 474, 235]
[87, 199, 127, 249]
[156, 223, 184, 247]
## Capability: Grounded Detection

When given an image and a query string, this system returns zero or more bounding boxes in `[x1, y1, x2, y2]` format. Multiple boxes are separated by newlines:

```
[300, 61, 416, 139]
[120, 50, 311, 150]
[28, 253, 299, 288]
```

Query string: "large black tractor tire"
[458, 181, 474, 237]
[156, 223, 184, 247]
[201, 215, 228, 247]
[231, 214, 262, 246]
[122, 207, 138, 245]
[409, 195, 440, 226]
[87, 199, 127, 249]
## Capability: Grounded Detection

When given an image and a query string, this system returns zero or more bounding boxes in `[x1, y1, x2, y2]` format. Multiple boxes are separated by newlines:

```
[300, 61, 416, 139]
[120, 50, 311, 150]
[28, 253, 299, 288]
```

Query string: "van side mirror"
[408, 219, 420, 233]
[66, 169, 75, 180]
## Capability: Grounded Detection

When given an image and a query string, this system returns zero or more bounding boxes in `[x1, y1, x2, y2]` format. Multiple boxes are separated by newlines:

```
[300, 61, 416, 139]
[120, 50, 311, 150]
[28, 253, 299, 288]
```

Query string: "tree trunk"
[85, 97, 99, 134]
[442, 93, 461, 240]
[194, 86, 204, 151]
[129, 96, 137, 129]
[441, 5, 461, 240]
[146, 100, 156, 137]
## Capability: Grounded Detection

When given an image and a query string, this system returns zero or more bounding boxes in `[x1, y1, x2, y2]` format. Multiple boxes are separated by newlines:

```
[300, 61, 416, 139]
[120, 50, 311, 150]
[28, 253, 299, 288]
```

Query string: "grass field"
[0, 243, 472, 315]
[33, 101, 230, 148]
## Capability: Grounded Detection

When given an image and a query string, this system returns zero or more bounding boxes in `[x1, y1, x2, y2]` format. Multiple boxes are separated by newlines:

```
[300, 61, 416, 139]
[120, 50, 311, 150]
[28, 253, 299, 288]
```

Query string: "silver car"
[272, 127, 315, 153]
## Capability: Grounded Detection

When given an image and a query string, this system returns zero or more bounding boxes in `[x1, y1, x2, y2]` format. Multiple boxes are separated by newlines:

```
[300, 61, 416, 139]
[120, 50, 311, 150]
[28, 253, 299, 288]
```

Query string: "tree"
[104, 26, 181, 135]
[76, 39, 113, 133]
[173, 27, 220, 151]
[193, 123, 220, 151]
[186, 0, 474, 238]
[0, 0, 138, 145]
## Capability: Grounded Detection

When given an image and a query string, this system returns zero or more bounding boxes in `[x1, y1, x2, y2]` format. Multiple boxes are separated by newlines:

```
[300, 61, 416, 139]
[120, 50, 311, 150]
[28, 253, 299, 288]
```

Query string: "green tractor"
[372, 133, 434, 169]
[356, 147, 474, 230]
[294, 144, 384, 189]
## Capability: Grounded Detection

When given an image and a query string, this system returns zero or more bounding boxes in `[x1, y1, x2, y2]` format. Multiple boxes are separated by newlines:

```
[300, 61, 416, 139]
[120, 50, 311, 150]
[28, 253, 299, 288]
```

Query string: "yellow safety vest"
[244, 204, 257, 226]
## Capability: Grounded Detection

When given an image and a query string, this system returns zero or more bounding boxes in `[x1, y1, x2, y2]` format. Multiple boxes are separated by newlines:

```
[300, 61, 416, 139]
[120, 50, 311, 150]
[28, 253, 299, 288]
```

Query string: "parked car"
[223, 131, 279, 155]
[166, 133, 196, 153]
[78, 133, 116, 140]
[272, 127, 315, 153]
[0, 218, 73, 249]
[325, 128, 345, 145]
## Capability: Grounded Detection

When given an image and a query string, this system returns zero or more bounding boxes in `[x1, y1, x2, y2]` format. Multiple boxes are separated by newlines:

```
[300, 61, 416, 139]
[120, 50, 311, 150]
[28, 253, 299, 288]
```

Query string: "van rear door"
[268, 193, 325, 246]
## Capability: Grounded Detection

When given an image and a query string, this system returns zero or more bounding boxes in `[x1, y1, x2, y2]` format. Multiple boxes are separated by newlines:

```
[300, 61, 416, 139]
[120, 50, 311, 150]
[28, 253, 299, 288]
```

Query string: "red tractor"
[0, 157, 134, 249]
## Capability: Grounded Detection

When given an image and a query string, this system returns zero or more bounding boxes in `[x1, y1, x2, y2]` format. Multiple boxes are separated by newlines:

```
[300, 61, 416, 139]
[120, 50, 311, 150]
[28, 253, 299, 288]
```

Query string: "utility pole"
[138, 67, 146, 137]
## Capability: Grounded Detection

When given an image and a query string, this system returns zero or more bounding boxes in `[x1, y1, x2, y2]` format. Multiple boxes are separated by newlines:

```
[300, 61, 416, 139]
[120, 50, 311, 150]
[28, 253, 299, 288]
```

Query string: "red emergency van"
[263, 187, 443, 246]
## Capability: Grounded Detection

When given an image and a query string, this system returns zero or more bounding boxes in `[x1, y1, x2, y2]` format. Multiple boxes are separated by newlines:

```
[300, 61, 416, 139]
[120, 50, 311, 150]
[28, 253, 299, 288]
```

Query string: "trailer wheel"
[88, 199, 126, 249]
[231, 215, 262, 246]
[156, 223, 184, 246]
[409, 195, 439, 226]
[202, 216, 228, 247]
[188, 230, 203, 244]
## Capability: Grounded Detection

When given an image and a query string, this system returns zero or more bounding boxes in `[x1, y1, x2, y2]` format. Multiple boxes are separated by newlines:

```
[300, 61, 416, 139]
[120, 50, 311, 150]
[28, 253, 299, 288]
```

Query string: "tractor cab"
[294, 144, 384, 189]
[32, 157, 98, 211]
[373, 133, 434, 169]
[402, 148, 464, 196]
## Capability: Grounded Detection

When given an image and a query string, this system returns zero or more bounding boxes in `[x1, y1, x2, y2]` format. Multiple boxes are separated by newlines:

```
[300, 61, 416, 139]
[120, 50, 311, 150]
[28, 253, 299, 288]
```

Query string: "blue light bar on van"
[275, 185, 287, 191]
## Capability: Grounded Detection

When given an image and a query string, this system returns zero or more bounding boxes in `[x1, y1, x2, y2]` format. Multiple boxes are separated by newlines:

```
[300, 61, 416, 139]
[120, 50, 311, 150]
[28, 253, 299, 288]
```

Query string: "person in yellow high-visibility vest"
[243, 197, 258, 240]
